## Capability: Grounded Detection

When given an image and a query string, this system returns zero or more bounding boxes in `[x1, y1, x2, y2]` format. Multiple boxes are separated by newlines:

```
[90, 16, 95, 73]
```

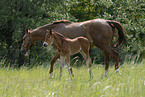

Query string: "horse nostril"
[43, 42, 48, 47]
[44, 44, 47, 47]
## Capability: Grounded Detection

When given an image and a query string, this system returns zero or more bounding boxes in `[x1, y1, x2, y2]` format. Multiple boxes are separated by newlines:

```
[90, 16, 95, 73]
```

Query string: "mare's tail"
[106, 20, 126, 48]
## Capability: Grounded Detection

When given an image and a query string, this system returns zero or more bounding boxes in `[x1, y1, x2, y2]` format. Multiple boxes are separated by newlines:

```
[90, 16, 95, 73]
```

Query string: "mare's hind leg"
[94, 41, 119, 74]
[104, 52, 111, 75]
[103, 46, 119, 72]
[65, 55, 74, 78]
[113, 49, 120, 73]
[49, 52, 60, 77]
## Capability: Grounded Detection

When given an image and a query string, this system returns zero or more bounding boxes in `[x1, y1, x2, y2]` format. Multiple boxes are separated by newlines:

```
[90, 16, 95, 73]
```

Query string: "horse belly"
[69, 42, 81, 55]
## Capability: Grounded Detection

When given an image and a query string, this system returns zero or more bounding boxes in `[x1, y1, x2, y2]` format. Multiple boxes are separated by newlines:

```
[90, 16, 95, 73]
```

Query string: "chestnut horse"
[21, 19, 126, 75]
[43, 29, 92, 79]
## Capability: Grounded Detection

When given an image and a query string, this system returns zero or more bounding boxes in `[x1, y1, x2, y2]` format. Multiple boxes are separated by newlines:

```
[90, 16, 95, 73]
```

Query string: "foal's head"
[43, 29, 54, 47]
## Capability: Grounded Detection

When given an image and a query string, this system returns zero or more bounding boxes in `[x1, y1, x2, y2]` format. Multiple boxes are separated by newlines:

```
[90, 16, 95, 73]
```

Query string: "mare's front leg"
[65, 55, 74, 78]
[49, 52, 60, 77]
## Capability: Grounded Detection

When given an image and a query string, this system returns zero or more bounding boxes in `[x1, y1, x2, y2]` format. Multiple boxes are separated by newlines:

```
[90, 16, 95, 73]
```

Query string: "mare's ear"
[25, 28, 28, 34]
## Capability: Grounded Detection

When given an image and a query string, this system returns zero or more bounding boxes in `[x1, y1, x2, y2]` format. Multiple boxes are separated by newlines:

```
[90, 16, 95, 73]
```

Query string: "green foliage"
[0, 0, 144, 67]
[68, 0, 98, 21]
[0, 0, 48, 66]
[0, 0, 76, 67]
[68, 0, 145, 62]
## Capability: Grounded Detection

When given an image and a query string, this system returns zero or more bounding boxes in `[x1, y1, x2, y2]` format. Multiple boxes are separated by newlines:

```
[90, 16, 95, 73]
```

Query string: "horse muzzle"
[43, 42, 48, 47]
[21, 49, 26, 55]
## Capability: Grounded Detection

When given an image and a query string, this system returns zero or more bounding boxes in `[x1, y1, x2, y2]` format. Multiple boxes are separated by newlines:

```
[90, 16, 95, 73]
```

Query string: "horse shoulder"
[61, 40, 70, 51]
[54, 23, 67, 31]
[57, 41, 70, 56]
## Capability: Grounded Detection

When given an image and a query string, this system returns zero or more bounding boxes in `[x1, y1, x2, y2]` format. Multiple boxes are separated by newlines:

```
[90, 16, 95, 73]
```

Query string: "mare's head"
[43, 29, 54, 47]
[21, 28, 33, 54]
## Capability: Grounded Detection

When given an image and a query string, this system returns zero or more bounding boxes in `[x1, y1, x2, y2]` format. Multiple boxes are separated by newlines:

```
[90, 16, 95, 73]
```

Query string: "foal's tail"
[106, 20, 126, 48]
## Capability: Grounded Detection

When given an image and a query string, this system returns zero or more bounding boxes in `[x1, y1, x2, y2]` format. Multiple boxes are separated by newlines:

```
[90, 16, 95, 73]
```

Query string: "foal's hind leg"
[86, 56, 92, 80]
[60, 56, 65, 79]
[65, 55, 74, 78]
[80, 50, 92, 80]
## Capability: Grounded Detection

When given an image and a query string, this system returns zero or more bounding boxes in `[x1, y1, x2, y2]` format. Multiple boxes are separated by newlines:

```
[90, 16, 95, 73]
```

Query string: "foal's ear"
[46, 29, 50, 34]
[25, 28, 29, 34]
[50, 29, 52, 34]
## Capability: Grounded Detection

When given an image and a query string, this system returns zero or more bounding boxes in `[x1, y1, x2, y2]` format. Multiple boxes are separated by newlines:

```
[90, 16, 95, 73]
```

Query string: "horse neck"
[53, 33, 66, 48]
[31, 29, 46, 43]
[30, 24, 58, 43]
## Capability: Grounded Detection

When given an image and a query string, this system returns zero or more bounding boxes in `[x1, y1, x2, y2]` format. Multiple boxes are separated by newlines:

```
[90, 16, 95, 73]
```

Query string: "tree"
[0, 0, 47, 67]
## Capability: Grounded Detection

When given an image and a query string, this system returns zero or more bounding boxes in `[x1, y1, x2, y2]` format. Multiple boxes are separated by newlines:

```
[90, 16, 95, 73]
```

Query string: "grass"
[0, 60, 145, 97]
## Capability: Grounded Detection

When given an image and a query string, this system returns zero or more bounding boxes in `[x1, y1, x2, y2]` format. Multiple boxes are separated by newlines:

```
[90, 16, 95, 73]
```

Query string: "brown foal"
[44, 29, 92, 79]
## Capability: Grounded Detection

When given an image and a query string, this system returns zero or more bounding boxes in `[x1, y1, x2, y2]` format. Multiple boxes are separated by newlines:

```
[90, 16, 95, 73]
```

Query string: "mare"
[43, 29, 92, 79]
[21, 19, 126, 76]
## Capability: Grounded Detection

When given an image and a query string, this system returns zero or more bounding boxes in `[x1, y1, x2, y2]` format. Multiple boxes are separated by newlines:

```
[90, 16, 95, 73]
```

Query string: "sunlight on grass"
[0, 61, 145, 97]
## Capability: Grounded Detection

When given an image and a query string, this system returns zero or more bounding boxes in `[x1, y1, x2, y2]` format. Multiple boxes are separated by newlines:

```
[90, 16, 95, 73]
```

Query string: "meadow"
[0, 60, 145, 97]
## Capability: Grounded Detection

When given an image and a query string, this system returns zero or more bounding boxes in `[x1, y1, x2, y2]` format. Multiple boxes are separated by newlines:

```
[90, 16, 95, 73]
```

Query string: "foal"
[44, 29, 92, 79]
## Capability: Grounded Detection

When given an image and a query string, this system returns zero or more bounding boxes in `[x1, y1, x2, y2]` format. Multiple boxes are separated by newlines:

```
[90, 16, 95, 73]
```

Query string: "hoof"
[115, 69, 119, 73]
[49, 73, 53, 78]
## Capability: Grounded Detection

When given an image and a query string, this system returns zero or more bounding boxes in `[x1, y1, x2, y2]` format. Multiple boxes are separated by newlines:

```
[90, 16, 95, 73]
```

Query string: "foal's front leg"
[65, 55, 74, 78]
[49, 52, 60, 77]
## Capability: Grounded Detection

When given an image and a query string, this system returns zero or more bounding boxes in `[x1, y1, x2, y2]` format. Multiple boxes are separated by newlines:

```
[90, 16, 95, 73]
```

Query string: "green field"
[0, 60, 145, 97]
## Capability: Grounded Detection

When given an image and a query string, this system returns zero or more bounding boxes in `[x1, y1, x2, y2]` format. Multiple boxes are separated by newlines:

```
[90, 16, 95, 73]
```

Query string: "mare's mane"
[33, 20, 72, 31]
[53, 20, 72, 24]
[53, 31, 66, 39]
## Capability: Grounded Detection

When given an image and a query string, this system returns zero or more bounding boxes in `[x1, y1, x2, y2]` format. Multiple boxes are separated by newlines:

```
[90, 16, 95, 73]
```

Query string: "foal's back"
[65, 37, 90, 55]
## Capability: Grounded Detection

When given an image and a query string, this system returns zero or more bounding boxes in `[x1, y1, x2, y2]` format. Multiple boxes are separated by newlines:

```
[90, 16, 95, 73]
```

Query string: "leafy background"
[0, 0, 144, 67]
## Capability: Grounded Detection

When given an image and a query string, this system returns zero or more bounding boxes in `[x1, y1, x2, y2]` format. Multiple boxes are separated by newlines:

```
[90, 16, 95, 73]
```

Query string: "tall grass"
[0, 60, 145, 97]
